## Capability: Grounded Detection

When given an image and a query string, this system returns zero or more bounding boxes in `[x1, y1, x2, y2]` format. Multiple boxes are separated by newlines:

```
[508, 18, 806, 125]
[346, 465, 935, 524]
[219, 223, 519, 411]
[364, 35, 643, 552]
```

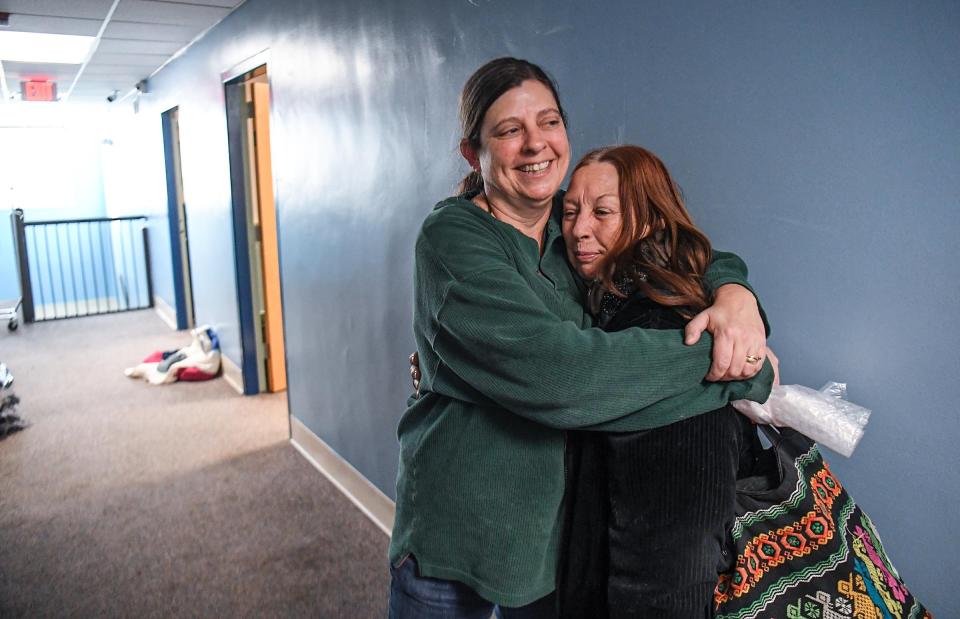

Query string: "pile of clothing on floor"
[124, 325, 222, 385]
[0, 362, 27, 439]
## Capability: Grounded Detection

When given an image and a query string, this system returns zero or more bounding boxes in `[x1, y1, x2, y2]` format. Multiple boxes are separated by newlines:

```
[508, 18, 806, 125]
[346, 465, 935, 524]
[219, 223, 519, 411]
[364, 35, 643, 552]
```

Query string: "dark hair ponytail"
[459, 170, 485, 195]
[457, 57, 567, 194]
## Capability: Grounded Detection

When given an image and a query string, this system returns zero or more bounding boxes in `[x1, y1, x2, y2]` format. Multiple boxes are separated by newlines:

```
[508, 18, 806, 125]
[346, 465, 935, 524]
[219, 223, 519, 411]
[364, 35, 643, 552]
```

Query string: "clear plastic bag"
[733, 382, 871, 457]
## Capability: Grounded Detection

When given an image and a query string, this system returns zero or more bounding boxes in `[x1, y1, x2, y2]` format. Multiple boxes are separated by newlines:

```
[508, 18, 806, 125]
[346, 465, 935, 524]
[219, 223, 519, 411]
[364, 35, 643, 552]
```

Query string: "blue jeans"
[388, 556, 557, 619]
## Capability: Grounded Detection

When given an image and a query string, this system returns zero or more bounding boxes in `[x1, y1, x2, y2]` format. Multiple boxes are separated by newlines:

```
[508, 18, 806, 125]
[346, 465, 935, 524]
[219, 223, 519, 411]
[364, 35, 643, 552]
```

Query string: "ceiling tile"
[102, 20, 198, 42]
[96, 38, 183, 55]
[81, 65, 151, 77]
[112, 1, 232, 27]
[90, 52, 170, 66]
[1, 60, 80, 81]
[0, 14, 101, 36]
[160, 0, 242, 7]
[84, 67, 157, 81]
[0, 0, 112, 21]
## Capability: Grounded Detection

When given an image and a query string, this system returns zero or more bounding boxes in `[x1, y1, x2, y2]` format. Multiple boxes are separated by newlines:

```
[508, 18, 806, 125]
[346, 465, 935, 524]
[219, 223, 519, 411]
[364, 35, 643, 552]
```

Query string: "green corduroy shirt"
[389, 195, 774, 607]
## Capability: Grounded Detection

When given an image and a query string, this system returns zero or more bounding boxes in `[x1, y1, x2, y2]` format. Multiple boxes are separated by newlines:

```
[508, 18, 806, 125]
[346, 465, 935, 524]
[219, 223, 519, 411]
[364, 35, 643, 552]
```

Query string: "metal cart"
[0, 298, 21, 331]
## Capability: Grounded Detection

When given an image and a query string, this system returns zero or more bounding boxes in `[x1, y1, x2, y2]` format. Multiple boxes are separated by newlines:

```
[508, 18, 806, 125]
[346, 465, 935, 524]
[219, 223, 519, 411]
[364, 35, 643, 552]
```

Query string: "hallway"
[0, 311, 387, 617]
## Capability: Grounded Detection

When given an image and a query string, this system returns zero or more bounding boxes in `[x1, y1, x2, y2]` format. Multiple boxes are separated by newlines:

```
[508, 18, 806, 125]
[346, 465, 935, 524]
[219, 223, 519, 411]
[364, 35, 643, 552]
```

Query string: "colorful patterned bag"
[714, 425, 931, 619]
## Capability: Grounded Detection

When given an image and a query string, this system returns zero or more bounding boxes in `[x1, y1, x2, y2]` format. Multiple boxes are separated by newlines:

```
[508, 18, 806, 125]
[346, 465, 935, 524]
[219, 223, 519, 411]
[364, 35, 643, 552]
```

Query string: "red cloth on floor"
[176, 367, 218, 381]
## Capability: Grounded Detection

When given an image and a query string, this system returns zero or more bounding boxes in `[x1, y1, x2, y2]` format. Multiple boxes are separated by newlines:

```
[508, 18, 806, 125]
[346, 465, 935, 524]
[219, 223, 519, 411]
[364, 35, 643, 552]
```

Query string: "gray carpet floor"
[0, 310, 389, 618]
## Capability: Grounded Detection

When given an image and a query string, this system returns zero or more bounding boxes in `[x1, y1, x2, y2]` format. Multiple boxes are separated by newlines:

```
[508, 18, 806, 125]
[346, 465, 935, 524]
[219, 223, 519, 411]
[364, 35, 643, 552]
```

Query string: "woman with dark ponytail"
[454, 59, 568, 196]
[389, 58, 775, 618]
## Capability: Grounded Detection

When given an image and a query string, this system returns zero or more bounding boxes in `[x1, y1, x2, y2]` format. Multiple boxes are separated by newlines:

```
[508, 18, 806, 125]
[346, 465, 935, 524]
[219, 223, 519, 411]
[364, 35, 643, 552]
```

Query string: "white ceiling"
[0, 0, 245, 105]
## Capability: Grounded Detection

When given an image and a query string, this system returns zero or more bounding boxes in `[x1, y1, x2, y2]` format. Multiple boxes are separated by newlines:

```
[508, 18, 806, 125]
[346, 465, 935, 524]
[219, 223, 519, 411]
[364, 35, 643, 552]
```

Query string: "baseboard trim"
[290, 415, 394, 537]
[153, 296, 178, 331]
[221, 354, 244, 395]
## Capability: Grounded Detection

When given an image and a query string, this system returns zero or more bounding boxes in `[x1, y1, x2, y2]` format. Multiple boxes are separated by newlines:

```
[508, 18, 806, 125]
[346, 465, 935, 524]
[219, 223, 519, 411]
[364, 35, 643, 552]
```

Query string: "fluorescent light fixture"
[0, 31, 95, 64]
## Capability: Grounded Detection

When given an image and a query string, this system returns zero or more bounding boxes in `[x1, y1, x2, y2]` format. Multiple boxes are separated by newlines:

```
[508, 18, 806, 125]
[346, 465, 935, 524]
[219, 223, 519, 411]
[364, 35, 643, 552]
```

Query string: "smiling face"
[464, 79, 570, 211]
[562, 162, 625, 279]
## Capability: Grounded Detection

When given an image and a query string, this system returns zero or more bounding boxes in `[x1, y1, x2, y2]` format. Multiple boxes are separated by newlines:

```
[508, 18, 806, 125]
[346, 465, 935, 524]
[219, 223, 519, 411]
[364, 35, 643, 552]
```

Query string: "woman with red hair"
[557, 145, 777, 619]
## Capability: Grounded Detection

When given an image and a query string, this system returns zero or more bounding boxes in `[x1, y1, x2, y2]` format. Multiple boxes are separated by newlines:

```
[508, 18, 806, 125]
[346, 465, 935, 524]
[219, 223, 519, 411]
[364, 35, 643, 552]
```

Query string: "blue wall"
[122, 0, 958, 611]
[96, 113, 177, 323]
[0, 128, 108, 302]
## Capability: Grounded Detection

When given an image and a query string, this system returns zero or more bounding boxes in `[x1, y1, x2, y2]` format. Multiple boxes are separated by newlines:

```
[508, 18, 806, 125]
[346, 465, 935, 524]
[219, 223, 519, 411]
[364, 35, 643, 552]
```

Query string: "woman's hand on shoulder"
[684, 284, 767, 381]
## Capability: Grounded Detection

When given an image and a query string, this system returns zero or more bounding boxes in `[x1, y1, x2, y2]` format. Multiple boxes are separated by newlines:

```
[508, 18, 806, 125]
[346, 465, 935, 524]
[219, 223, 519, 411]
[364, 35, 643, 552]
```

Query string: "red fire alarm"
[21, 80, 58, 102]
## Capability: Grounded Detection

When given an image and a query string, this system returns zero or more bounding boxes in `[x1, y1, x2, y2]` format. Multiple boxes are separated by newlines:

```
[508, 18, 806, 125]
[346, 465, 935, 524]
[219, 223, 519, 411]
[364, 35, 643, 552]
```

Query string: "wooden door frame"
[222, 49, 288, 395]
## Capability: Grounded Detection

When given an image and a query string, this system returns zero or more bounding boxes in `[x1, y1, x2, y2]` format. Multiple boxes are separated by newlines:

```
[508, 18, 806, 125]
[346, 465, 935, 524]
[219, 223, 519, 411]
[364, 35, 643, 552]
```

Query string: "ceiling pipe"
[61, 0, 122, 103]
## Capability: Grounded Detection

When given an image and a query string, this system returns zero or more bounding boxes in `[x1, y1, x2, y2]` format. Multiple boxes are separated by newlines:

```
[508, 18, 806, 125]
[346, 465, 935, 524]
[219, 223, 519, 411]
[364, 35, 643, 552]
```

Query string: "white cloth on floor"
[124, 326, 221, 385]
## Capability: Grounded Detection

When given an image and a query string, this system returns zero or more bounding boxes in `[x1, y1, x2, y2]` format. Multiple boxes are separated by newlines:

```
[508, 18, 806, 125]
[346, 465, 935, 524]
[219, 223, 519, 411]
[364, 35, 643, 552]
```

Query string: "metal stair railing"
[10, 209, 154, 322]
